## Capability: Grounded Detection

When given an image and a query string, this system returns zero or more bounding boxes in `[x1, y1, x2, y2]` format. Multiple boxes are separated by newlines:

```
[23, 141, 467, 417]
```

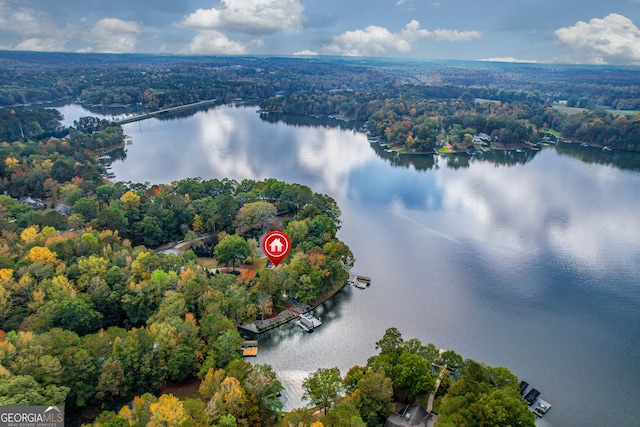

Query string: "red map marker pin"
[262, 231, 291, 267]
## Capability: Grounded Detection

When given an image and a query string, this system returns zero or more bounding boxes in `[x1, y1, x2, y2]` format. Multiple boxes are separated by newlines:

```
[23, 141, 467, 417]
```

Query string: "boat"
[532, 399, 551, 417]
[296, 312, 322, 332]
[523, 388, 540, 406]
[602, 146, 612, 151]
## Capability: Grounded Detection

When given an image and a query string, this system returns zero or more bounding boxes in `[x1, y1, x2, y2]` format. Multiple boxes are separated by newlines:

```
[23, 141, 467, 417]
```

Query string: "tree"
[395, 353, 435, 399]
[95, 358, 127, 402]
[244, 364, 283, 422]
[375, 327, 403, 355]
[166, 344, 197, 382]
[281, 408, 314, 427]
[72, 197, 99, 221]
[256, 293, 272, 321]
[302, 367, 344, 415]
[214, 234, 251, 268]
[234, 201, 277, 237]
[0, 375, 69, 406]
[354, 370, 393, 426]
[212, 329, 243, 369]
[48, 296, 102, 335]
[321, 403, 366, 427]
[200, 368, 226, 398]
[148, 394, 189, 427]
[207, 377, 249, 425]
[26, 246, 58, 264]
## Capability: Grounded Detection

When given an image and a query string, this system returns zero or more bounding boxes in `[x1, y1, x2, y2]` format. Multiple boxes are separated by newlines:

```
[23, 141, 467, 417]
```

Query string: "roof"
[18, 196, 45, 209]
[385, 404, 431, 427]
[55, 203, 72, 217]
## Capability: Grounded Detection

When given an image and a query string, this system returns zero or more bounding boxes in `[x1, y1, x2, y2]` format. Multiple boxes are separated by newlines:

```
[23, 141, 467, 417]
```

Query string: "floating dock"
[241, 340, 258, 357]
[296, 312, 322, 332]
[532, 399, 551, 417]
[520, 382, 552, 418]
[352, 275, 371, 289]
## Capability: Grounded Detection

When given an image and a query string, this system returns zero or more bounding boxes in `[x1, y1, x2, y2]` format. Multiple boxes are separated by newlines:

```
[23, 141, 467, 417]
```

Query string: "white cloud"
[182, 0, 304, 36]
[293, 50, 318, 56]
[182, 31, 263, 55]
[482, 57, 539, 63]
[0, 3, 73, 51]
[555, 13, 640, 64]
[432, 29, 481, 41]
[88, 18, 142, 53]
[15, 38, 66, 52]
[324, 20, 481, 56]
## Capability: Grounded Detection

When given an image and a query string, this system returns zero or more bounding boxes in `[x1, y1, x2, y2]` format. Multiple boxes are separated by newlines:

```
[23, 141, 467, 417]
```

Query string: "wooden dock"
[241, 340, 258, 357]
[352, 275, 371, 289]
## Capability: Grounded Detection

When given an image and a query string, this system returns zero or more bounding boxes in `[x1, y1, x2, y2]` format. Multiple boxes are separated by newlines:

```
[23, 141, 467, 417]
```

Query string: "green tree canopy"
[302, 367, 344, 415]
[214, 234, 251, 268]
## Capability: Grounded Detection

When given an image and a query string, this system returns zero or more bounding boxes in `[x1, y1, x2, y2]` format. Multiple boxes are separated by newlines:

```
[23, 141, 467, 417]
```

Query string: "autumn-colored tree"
[20, 226, 39, 244]
[27, 246, 58, 264]
[148, 394, 189, 427]
[237, 269, 256, 286]
[192, 213, 203, 232]
[120, 190, 141, 206]
[199, 368, 226, 398]
[5, 157, 19, 170]
[207, 377, 249, 424]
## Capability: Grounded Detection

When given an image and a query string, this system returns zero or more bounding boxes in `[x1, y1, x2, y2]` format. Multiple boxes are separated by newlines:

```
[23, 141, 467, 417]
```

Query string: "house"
[269, 237, 284, 253]
[472, 133, 491, 143]
[18, 196, 45, 210]
[385, 404, 435, 427]
[55, 203, 72, 217]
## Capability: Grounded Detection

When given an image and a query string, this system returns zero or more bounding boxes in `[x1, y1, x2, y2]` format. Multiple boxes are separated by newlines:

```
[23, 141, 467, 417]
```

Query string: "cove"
[60, 103, 640, 427]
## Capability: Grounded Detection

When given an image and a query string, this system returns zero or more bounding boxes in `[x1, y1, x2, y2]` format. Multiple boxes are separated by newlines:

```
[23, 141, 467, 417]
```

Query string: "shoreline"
[238, 279, 351, 336]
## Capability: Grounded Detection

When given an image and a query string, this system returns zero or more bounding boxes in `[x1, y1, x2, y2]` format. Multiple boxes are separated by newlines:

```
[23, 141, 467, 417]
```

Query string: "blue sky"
[0, 0, 639, 64]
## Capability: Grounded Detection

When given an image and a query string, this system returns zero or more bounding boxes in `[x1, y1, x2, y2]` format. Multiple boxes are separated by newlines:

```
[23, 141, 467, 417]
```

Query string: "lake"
[61, 104, 640, 427]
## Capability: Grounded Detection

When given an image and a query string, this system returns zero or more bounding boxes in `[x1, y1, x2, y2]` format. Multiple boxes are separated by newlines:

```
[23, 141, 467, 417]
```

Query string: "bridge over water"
[114, 99, 218, 125]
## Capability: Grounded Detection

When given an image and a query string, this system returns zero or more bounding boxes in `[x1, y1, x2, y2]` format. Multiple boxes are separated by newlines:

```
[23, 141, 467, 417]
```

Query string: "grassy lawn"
[608, 109, 640, 117]
[547, 129, 561, 136]
[243, 257, 268, 270]
[438, 146, 450, 153]
[196, 257, 218, 268]
[553, 104, 587, 115]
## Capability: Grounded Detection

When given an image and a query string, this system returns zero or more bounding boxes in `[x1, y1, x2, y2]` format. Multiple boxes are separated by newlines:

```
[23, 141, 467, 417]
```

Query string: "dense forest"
[1, 52, 639, 152]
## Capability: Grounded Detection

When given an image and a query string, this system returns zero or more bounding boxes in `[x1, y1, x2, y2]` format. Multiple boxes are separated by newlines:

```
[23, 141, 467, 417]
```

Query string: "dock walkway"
[238, 280, 350, 335]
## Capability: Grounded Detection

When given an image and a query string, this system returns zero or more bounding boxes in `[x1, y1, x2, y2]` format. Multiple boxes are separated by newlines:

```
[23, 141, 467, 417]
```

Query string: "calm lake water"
[61, 104, 640, 427]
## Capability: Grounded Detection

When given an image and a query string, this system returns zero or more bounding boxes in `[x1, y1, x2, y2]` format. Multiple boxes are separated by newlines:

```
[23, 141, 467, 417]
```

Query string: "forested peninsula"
[0, 107, 538, 427]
